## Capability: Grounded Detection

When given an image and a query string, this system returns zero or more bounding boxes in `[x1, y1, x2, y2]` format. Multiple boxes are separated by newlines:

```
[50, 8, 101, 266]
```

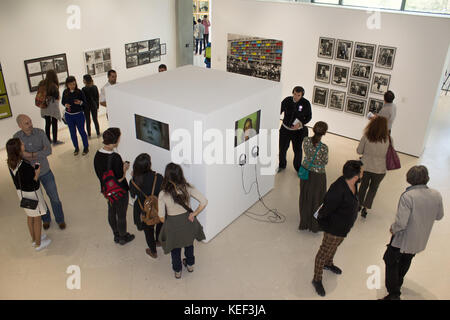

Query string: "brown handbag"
[131, 174, 160, 226]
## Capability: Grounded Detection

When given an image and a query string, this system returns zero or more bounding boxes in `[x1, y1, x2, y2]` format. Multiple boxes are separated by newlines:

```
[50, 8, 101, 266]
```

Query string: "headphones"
[239, 154, 247, 166]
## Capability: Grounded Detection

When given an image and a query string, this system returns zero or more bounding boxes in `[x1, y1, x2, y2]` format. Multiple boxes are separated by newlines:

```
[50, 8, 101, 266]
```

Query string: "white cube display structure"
[106, 66, 281, 242]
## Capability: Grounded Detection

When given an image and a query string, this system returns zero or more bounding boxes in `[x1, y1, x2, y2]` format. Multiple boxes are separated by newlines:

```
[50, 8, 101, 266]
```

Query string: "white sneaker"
[32, 234, 47, 247]
[35, 238, 51, 251]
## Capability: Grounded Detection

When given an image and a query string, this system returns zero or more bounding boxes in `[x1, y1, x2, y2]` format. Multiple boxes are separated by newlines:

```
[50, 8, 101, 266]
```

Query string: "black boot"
[361, 207, 368, 218]
[312, 280, 326, 297]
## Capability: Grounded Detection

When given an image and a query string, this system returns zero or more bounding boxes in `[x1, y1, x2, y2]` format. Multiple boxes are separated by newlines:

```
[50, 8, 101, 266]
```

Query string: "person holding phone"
[62, 76, 89, 156]
[6, 138, 52, 251]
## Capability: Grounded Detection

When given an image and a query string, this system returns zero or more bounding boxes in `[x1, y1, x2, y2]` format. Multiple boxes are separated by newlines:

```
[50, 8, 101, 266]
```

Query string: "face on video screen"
[235, 110, 261, 147]
[135, 114, 170, 150]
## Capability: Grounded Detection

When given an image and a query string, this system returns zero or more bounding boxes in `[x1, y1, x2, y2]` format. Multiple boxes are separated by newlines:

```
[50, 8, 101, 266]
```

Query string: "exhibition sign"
[0, 63, 12, 120]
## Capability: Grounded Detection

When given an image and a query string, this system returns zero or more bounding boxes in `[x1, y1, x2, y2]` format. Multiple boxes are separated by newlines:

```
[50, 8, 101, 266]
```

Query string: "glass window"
[342, 0, 403, 10]
[405, 0, 450, 14]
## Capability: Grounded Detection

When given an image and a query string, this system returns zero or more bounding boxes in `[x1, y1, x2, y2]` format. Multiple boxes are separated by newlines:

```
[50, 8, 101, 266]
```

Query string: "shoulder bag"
[386, 136, 401, 170]
[298, 142, 322, 180]
[12, 165, 39, 210]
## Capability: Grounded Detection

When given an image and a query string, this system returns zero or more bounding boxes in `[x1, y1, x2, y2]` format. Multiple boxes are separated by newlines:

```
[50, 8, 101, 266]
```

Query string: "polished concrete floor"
[0, 96, 448, 300]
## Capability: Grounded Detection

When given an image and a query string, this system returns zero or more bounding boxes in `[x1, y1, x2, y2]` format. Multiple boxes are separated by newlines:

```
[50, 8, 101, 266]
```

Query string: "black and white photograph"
[41, 59, 54, 72]
[348, 79, 369, 98]
[353, 42, 376, 62]
[54, 57, 67, 73]
[102, 48, 111, 61]
[125, 43, 138, 55]
[149, 39, 160, 51]
[95, 62, 105, 74]
[150, 55, 161, 63]
[138, 41, 149, 53]
[126, 55, 138, 68]
[345, 97, 366, 116]
[94, 50, 103, 62]
[138, 52, 151, 65]
[318, 37, 335, 59]
[86, 64, 95, 76]
[350, 61, 373, 81]
[371, 72, 391, 95]
[335, 39, 353, 62]
[315, 62, 331, 84]
[328, 90, 346, 111]
[103, 61, 112, 72]
[227, 34, 283, 82]
[24, 53, 69, 92]
[26, 62, 41, 74]
[312, 86, 329, 107]
[85, 51, 95, 65]
[331, 65, 349, 87]
[160, 43, 167, 55]
[376, 46, 396, 69]
[368, 98, 384, 115]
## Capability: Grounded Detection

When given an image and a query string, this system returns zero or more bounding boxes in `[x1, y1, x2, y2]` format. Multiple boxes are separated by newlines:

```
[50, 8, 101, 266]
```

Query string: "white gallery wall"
[211, 0, 450, 157]
[0, 0, 176, 148]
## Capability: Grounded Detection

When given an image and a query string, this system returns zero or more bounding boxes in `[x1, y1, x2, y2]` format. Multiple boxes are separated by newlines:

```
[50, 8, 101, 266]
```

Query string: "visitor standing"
[39, 70, 63, 145]
[202, 15, 211, 49]
[82, 74, 101, 138]
[194, 19, 205, 56]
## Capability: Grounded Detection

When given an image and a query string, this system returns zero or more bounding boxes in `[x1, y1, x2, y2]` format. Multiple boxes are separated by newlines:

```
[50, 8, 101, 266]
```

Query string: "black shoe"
[361, 208, 368, 218]
[53, 140, 64, 146]
[312, 280, 326, 297]
[58, 222, 66, 230]
[114, 235, 120, 243]
[324, 264, 342, 275]
[380, 294, 401, 300]
[82, 148, 89, 156]
[119, 233, 135, 245]
[183, 258, 194, 272]
[74, 148, 80, 156]
[43, 222, 50, 230]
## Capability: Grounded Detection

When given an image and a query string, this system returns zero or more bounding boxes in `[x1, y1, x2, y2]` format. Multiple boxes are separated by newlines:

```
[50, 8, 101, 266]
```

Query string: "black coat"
[317, 176, 359, 237]
[280, 96, 312, 128]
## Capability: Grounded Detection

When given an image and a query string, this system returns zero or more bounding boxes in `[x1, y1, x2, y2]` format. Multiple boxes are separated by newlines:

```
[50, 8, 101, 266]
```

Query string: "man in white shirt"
[100, 69, 117, 111]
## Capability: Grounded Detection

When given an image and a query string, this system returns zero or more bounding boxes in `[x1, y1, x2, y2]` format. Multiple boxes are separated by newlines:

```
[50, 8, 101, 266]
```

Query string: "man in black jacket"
[278, 86, 312, 172]
[312, 160, 363, 297]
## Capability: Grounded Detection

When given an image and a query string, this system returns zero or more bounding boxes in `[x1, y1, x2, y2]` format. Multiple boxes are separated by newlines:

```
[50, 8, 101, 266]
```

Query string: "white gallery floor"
[0, 95, 448, 300]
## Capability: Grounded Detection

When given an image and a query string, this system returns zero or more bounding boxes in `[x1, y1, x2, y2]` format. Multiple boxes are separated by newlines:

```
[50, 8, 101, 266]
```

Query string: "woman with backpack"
[129, 153, 164, 259]
[38, 70, 63, 145]
[94, 128, 135, 245]
[61, 76, 89, 156]
[82, 74, 101, 138]
[158, 163, 207, 279]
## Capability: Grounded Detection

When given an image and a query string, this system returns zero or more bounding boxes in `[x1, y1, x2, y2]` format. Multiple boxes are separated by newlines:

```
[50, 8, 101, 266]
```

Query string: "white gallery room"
[0, 0, 449, 303]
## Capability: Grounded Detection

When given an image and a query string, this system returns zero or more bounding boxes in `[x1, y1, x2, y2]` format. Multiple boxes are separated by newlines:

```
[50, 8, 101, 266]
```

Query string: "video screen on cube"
[135, 114, 170, 150]
[235, 110, 261, 147]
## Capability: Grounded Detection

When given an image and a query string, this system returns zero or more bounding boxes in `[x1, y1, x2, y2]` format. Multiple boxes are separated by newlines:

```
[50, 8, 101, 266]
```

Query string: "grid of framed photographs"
[125, 38, 161, 69]
[0, 63, 12, 120]
[313, 37, 396, 117]
[84, 48, 112, 77]
[24, 54, 69, 92]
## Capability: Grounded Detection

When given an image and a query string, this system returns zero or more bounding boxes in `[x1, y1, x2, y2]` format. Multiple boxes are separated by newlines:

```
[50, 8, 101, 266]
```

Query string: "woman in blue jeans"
[62, 76, 89, 155]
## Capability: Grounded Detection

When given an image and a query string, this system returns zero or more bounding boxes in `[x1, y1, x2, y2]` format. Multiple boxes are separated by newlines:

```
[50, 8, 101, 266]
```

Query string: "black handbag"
[16, 165, 39, 210]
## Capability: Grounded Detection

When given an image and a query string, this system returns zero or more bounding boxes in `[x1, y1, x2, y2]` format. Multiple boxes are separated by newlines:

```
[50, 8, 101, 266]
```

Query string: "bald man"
[14, 115, 66, 230]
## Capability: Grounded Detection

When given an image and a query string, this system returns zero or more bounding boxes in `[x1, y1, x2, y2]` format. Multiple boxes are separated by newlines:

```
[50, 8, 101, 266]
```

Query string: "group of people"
[278, 86, 444, 299]
[5, 74, 444, 295]
[193, 15, 211, 56]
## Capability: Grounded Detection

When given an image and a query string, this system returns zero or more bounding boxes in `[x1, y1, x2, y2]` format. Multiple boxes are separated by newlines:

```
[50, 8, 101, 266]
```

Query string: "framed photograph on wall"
[315, 62, 332, 84]
[328, 90, 346, 111]
[313, 86, 329, 107]
[125, 38, 161, 68]
[199, 1, 209, 13]
[331, 65, 349, 87]
[371, 72, 391, 95]
[335, 39, 353, 62]
[345, 97, 366, 116]
[160, 43, 167, 55]
[353, 42, 376, 62]
[376, 46, 396, 69]
[318, 37, 335, 59]
[24, 53, 69, 92]
[0, 63, 13, 120]
[368, 98, 384, 115]
[84, 47, 112, 77]
[348, 79, 369, 98]
[350, 61, 373, 81]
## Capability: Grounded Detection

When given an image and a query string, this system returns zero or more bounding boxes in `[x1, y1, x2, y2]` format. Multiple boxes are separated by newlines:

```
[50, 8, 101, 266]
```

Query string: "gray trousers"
[359, 171, 386, 209]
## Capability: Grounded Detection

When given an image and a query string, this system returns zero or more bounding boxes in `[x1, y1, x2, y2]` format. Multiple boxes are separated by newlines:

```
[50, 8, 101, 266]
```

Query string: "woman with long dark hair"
[299, 121, 329, 232]
[61, 76, 89, 155]
[129, 153, 164, 258]
[6, 138, 51, 251]
[158, 163, 207, 279]
[82, 74, 101, 137]
[357, 116, 390, 218]
[39, 70, 63, 145]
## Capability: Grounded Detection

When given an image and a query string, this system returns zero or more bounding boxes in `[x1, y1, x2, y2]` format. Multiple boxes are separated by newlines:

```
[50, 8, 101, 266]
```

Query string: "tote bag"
[386, 137, 401, 170]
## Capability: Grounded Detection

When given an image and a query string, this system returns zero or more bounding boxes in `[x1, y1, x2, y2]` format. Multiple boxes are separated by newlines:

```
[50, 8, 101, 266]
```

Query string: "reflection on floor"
[0, 96, 448, 300]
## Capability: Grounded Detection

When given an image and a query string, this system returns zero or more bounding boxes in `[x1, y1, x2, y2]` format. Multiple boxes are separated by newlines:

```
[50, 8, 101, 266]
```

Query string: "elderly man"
[14, 114, 66, 230]
[381, 165, 444, 300]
